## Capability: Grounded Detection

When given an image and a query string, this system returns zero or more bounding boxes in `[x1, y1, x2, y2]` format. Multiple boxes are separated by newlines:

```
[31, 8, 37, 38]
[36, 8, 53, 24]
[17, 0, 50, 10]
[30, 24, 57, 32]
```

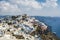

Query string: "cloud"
[8, 0, 42, 9]
[0, 0, 58, 15]
[8, 0, 58, 9]
[42, 0, 58, 8]
[0, 1, 21, 14]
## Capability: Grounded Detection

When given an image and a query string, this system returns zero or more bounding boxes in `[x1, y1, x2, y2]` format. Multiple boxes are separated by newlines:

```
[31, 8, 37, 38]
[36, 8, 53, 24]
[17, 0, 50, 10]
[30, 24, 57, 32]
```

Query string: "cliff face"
[0, 14, 60, 40]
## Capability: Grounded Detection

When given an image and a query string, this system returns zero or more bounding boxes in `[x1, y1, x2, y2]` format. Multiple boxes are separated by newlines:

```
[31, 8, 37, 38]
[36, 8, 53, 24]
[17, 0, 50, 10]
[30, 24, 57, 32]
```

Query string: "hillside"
[34, 16, 60, 38]
[0, 15, 60, 40]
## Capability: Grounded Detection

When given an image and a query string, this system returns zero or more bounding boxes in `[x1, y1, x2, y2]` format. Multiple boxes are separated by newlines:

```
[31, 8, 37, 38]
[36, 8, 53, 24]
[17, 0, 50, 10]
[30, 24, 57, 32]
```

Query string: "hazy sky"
[0, 0, 60, 17]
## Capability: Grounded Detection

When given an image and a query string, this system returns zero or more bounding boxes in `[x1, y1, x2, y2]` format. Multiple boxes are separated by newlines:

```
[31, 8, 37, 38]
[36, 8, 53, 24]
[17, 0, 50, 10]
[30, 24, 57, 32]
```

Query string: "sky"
[0, 0, 60, 17]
